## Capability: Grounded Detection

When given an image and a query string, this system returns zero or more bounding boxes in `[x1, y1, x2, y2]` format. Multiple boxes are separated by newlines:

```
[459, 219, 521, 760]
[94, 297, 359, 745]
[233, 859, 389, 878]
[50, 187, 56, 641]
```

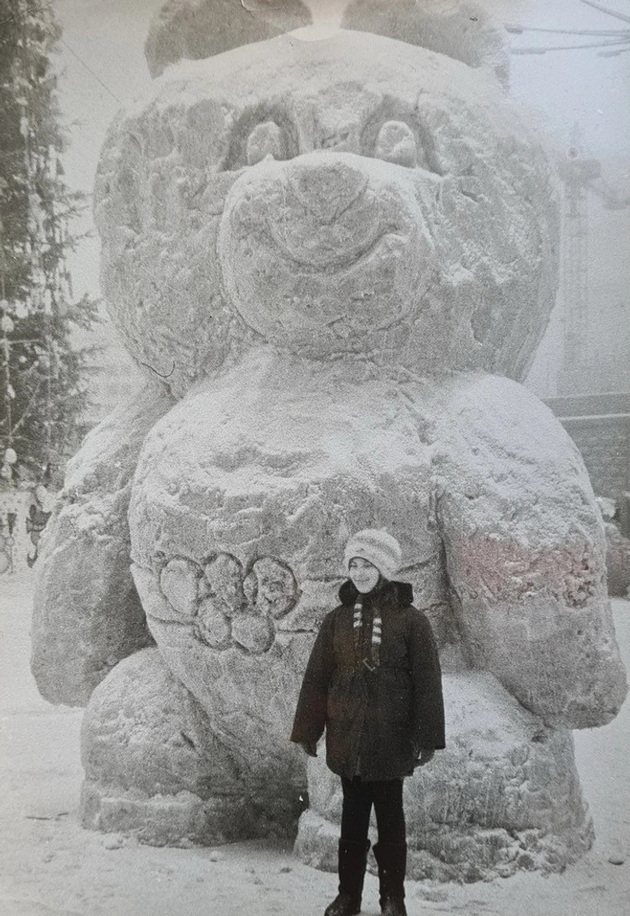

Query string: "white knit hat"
[344, 529, 402, 581]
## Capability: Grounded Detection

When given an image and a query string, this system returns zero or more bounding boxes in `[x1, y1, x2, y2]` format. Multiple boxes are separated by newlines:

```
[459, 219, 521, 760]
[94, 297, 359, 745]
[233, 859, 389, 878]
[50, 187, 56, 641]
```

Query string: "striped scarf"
[353, 595, 382, 671]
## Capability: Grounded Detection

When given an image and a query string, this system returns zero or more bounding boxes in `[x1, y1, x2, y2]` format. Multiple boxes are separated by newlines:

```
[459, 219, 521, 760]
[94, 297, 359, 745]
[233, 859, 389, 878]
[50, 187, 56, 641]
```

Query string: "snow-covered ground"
[1, 575, 628, 916]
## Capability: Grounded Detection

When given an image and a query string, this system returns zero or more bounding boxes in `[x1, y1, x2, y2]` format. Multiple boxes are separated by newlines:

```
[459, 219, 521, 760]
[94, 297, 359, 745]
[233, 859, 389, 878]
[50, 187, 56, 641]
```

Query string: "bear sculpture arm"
[432, 375, 627, 729]
[31, 382, 174, 706]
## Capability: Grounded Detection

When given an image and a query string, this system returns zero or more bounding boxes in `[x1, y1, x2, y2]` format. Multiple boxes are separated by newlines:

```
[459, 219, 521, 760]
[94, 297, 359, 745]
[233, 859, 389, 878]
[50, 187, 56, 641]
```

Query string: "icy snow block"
[297, 672, 594, 882]
[31, 384, 173, 706]
[80, 648, 303, 843]
[145, 0, 311, 77]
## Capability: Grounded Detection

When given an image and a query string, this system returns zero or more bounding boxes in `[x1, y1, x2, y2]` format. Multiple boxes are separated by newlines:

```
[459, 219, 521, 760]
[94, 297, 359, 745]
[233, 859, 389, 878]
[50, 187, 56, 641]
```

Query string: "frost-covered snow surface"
[145, 0, 312, 77]
[2, 577, 629, 915]
[30, 8, 628, 882]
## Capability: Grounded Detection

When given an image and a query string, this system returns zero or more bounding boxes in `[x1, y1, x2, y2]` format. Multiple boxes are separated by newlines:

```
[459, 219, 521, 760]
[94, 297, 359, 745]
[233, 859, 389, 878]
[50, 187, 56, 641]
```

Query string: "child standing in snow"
[291, 529, 445, 916]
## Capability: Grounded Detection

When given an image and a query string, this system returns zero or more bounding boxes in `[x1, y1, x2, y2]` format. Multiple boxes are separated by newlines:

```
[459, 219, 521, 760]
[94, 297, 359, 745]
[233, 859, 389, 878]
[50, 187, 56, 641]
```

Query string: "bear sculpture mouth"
[261, 216, 407, 274]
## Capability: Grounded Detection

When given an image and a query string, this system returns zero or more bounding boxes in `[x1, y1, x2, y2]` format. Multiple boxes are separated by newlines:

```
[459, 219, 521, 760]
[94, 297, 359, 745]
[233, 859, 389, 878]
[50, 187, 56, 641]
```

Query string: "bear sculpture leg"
[295, 673, 594, 883]
[80, 647, 305, 845]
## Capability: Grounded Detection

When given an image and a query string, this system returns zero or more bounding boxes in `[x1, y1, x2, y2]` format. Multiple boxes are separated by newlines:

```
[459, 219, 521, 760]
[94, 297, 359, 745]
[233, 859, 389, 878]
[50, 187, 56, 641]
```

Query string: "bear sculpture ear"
[341, 0, 509, 85]
[145, 0, 312, 78]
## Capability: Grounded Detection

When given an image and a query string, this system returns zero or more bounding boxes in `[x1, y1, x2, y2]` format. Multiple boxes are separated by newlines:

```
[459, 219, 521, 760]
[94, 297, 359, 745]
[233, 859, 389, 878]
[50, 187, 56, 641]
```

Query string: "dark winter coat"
[290, 579, 445, 781]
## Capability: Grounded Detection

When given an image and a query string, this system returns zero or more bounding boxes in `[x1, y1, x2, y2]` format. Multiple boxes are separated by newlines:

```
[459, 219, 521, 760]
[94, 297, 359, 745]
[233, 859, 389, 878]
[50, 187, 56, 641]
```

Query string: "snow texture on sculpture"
[145, 0, 311, 77]
[341, 0, 509, 84]
[32, 0, 627, 882]
[31, 383, 173, 704]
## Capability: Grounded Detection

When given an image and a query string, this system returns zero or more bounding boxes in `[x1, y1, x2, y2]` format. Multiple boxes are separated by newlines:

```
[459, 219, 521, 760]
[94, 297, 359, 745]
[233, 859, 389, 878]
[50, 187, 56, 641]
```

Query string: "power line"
[1, 0, 124, 105]
[506, 24, 630, 37]
[57, 37, 123, 106]
[507, 0, 630, 55]
[512, 37, 630, 54]
[580, 0, 630, 26]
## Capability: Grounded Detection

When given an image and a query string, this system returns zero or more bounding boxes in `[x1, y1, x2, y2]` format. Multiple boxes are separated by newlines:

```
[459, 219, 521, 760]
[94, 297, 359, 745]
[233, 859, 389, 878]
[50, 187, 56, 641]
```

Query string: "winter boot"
[373, 842, 407, 916]
[381, 898, 407, 916]
[324, 839, 371, 916]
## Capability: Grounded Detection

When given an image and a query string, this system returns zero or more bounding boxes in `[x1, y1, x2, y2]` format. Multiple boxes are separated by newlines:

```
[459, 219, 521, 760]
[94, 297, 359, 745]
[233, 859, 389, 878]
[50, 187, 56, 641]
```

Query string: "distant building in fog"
[526, 152, 630, 400]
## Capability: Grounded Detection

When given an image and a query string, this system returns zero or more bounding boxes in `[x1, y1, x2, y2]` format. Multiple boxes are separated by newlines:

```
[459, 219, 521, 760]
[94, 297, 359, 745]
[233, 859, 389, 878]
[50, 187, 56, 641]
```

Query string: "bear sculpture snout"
[286, 157, 370, 225]
[219, 151, 435, 353]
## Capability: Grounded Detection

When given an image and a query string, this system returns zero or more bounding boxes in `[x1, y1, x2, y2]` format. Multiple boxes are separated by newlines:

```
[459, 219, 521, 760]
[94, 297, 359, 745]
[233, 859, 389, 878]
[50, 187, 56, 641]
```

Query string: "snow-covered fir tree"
[0, 0, 97, 488]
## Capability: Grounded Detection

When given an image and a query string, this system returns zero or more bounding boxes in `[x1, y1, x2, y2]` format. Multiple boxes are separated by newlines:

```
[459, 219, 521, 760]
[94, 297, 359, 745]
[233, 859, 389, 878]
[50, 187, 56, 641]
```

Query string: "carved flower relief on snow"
[158, 553, 299, 654]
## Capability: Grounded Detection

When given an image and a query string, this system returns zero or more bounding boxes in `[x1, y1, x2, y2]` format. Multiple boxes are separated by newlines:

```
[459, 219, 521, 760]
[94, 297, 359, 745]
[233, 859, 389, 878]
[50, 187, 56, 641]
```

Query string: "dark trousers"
[340, 776, 406, 846]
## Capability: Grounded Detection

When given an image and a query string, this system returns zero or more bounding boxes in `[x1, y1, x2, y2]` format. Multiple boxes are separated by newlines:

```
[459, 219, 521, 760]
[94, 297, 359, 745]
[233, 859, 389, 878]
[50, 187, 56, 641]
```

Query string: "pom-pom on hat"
[344, 529, 402, 581]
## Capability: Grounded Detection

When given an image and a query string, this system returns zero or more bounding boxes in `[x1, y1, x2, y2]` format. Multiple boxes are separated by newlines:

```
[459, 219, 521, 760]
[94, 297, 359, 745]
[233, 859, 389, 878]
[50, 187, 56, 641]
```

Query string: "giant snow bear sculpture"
[32, 0, 627, 882]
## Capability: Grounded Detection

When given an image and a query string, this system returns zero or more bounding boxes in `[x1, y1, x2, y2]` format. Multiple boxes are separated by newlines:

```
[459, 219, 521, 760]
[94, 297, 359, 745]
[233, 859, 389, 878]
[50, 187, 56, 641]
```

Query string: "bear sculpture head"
[95, 11, 558, 397]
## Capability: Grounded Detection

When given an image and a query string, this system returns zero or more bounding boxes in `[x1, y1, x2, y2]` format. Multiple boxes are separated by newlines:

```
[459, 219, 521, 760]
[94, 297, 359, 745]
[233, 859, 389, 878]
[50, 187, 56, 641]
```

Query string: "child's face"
[348, 557, 380, 594]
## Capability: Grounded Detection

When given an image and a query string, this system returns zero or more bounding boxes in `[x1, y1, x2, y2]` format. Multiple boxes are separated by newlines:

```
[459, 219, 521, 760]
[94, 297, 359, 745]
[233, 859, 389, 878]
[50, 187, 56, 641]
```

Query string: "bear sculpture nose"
[286, 157, 369, 225]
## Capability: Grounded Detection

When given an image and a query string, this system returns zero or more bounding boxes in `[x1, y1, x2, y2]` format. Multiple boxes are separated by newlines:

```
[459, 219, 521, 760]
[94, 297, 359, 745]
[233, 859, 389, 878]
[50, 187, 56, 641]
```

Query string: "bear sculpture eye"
[247, 120, 286, 166]
[374, 120, 419, 168]
[222, 108, 298, 170]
